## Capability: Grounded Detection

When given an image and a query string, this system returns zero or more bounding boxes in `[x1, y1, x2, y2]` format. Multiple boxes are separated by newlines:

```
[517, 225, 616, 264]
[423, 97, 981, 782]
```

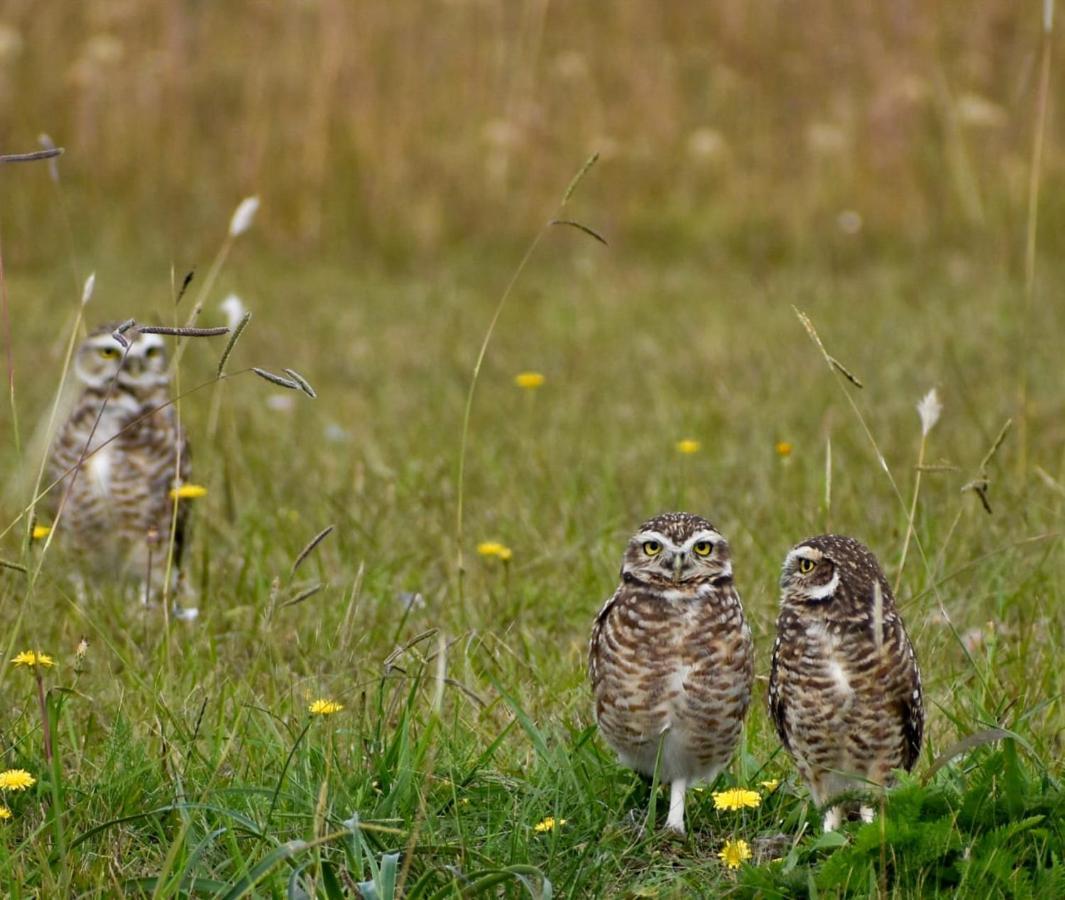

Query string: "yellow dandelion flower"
[476, 542, 513, 561]
[775, 441, 793, 458]
[11, 651, 54, 669]
[0, 806, 11, 820]
[514, 372, 545, 389]
[712, 788, 762, 811]
[533, 816, 567, 833]
[676, 439, 700, 455]
[760, 779, 780, 792]
[169, 484, 208, 500]
[0, 770, 36, 792]
[718, 838, 752, 870]
[309, 699, 344, 716]
[31, 524, 51, 540]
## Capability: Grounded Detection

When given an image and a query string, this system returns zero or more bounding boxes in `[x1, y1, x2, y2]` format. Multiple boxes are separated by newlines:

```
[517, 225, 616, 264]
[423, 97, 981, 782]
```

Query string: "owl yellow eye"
[693, 541, 713, 557]
[97, 347, 120, 360]
[642, 540, 662, 557]
[145, 346, 162, 358]
[798, 558, 816, 574]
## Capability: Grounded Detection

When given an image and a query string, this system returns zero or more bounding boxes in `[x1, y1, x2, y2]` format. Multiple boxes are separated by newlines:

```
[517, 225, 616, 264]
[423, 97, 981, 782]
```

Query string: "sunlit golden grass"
[1, 2, 1061, 262]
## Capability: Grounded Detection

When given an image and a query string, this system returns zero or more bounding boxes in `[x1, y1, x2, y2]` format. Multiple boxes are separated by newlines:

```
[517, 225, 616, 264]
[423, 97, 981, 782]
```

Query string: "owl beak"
[671, 553, 685, 583]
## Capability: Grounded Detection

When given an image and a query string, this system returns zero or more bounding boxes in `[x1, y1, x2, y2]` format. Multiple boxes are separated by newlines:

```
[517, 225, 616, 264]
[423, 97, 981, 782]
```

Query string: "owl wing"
[896, 623, 924, 771]
[766, 629, 793, 754]
[588, 584, 623, 691]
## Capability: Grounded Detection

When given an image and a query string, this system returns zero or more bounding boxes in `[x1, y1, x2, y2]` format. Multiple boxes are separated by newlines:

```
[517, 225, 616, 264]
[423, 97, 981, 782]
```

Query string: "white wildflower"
[917, 388, 942, 436]
[81, 273, 95, 305]
[220, 294, 246, 330]
[228, 196, 260, 237]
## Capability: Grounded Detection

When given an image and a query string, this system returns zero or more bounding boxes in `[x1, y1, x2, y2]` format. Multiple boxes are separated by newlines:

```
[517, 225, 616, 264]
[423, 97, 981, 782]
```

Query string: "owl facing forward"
[768, 535, 923, 831]
[46, 324, 190, 597]
[589, 512, 754, 834]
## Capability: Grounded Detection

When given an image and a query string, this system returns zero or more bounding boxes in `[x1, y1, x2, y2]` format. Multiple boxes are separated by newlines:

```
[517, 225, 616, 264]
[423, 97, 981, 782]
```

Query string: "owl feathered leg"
[666, 778, 687, 834]
[822, 806, 842, 832]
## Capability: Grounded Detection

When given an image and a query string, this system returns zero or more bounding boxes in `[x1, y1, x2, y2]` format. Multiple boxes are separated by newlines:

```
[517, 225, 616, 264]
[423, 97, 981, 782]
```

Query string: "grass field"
[2, 1, 1065, 895]
[0, 193, 1063, 896]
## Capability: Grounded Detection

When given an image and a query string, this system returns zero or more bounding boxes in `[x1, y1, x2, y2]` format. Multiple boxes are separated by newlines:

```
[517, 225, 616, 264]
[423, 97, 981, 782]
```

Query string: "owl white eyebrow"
[784, 546, 822, 568]
[133, 335, 166, 352]
[680, 530, 725, 550]
[86, 335, 125, 349]
[633, 531, 677, 549]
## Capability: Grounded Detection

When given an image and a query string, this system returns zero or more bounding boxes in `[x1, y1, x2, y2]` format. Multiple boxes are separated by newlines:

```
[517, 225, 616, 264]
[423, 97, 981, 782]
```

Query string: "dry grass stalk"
[828, 356, 863, 388]
[251, 367, 301, 390]
[216, 312, 252, 375]
[1019, 4, 1055, 474]
[292, 525, 335, 575]
[139, 325, 229, 337]
[895, 389, 942, 593]
[282, 368, 317, 399]
[0, 148, 64, 164]
[455, 153, 601, 603]
[281, 583, 323, 608]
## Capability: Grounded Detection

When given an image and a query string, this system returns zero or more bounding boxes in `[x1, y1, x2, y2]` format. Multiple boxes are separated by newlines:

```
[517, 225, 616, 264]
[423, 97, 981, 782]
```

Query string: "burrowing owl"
[589, 512, 754, 834]
[768, 535, 923, 831]
[46, 324, 190, 597]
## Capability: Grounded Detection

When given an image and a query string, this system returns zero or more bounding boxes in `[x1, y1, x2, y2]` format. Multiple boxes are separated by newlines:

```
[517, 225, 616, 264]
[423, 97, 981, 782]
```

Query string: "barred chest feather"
[769, 607, 921, 802]
[590, 582, 754, 783]
[50, 385, 184, 561]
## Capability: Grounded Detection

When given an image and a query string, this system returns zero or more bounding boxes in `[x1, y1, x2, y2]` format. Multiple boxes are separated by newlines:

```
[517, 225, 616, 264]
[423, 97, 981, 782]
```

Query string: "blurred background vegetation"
[0, 1, 1060, 267]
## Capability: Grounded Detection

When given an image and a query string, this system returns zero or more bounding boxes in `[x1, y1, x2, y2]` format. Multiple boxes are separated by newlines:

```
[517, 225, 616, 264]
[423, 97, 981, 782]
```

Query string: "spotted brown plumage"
[46, 324, 190, 595]
[768, 534, 924, 831]
[589, 512, 754, 834]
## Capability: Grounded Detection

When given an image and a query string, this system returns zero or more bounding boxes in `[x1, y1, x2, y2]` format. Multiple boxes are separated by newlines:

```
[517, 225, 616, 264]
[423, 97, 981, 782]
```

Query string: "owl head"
[620, 511, 732, 589]
[74, 325, 169, 391]
[780, 534, 893, 609]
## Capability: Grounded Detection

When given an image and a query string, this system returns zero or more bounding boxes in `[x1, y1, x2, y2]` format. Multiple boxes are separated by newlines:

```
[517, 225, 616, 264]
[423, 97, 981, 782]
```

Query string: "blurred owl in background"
[45, 324, 191, 601]
[768, 534, 923, 831]
[589, 512, 754, 834]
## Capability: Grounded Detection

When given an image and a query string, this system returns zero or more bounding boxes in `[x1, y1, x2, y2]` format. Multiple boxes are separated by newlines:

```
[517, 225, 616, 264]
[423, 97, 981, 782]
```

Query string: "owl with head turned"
[768, 534, 924, 831]
[589, 512, 754, 834]
[45, 323, 191, 599]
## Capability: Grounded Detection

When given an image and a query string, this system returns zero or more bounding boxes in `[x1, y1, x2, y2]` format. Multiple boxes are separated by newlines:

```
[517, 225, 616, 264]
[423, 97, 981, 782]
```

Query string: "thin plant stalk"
[22, 274, 94, 556]
[793, 312, 977, 672]
[823, 435, 832, 533]
[895, 431, 928, 595]
[0, 230, 19, 455]
[1018, 3, 1054, 476]
[34, 662, 67, 882]
[454, 154, 599, 605]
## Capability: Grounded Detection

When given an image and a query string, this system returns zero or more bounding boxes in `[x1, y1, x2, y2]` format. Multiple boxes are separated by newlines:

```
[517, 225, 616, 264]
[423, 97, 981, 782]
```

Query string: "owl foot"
[822, 806, 842, 832]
